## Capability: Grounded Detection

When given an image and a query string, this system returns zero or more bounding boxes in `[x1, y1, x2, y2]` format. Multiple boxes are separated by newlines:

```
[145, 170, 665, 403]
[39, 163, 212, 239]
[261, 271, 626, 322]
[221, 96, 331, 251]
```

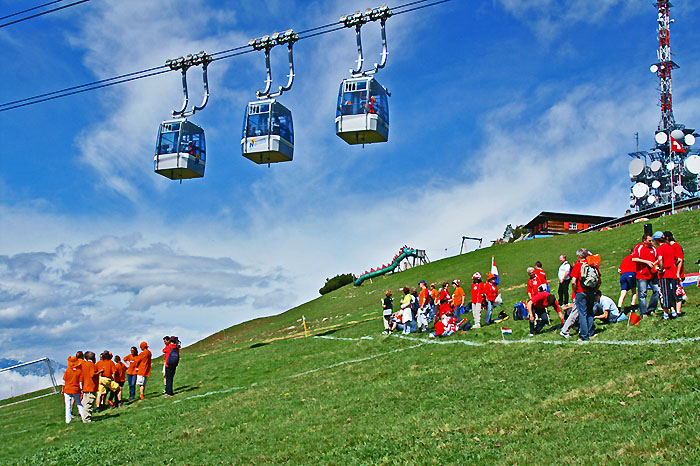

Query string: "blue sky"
[1, 0, 700, 373]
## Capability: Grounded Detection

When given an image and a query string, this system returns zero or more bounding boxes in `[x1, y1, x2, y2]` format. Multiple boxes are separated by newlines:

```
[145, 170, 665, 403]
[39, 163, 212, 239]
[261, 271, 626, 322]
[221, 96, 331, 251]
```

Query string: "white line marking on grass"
[314, 335, 374, 341]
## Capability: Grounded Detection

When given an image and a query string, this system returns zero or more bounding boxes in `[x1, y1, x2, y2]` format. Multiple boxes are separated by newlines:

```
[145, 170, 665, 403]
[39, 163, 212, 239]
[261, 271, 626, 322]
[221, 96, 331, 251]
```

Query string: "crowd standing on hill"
[61, 336, 181, 424]
[380, 230, 689, 342]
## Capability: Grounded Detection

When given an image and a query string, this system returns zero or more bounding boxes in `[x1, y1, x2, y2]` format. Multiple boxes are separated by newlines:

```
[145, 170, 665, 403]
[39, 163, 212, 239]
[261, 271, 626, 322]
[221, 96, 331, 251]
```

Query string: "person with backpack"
[570, 248, 600, 341]
[163, 337, 180, 397]
[451, 279, 466, 319]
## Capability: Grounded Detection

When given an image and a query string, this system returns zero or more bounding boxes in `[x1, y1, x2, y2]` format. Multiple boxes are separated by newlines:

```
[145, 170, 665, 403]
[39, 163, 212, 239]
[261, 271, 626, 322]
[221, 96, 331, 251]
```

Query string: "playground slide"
[354, 246, 418, 286]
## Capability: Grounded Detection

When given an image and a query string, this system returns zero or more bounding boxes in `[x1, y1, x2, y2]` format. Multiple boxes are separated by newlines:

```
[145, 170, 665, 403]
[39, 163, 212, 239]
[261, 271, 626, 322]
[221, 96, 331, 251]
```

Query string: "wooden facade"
[524, 212, 615, 236]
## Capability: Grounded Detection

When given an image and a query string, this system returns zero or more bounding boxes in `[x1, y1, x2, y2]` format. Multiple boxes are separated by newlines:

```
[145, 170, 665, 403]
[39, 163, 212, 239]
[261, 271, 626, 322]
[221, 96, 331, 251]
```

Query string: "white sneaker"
[559, 330, 571, 339]
[473, 324, 481, 329]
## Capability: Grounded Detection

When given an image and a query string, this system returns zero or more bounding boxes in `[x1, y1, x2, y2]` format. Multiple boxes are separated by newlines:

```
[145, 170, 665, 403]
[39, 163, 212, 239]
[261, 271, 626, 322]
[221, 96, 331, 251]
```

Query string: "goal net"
[0, 358, 59, 407]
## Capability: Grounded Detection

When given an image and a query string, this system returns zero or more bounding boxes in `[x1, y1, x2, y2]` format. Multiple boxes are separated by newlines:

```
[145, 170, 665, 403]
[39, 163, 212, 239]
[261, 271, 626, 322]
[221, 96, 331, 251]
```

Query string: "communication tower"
[628, 1, 700, 212]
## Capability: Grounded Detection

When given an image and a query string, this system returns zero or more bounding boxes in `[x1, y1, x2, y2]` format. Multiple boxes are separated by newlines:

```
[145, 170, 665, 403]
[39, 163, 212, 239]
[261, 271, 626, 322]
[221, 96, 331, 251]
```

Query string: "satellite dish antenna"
[632, 182, 649, 198]
[652, 180, 661, 189]
[671, 129, 685, 141]
[650, 64, 659, 73]
[674, 185, 683, 194]
[684, 155, 700, 175]
[667, 161, 676, 171]
[684, 134, 695, 146]
[629, 158, 645, 178]
[650, 160, 663, 172]
[655, 132, 668, 144]
[647, 194, 657, 204]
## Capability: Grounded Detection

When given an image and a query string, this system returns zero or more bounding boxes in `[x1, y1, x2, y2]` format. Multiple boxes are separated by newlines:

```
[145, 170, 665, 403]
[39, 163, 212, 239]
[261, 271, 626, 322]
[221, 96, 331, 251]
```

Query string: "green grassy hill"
[2, 210, 700, 464]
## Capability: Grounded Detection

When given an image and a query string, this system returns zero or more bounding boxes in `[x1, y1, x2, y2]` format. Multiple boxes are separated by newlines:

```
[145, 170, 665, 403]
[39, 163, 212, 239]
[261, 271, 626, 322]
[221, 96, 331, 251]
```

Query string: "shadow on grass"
[314, 328, 339, 337]
[173, 385, 197, 395]
[249, 342, 270, 349]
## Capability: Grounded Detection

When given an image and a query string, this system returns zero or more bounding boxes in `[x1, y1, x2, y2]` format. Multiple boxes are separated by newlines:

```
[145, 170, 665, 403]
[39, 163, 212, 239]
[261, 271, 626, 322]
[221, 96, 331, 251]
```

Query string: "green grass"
[2, 210, 700, 465]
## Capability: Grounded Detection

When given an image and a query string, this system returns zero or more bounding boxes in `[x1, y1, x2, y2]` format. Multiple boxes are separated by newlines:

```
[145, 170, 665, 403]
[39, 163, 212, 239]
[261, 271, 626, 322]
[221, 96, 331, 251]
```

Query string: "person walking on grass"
[558, 254, 572, 305]
[163, 338, 180, 398]
[80, 351, 102, 422]
[135, 341, 152, 400]
[381, 290, 393, 334]
[664, 231, 686, 316]
[62, 356, 85, 423]
[617, 250, 638, 311]
[570, 248, 598, 341]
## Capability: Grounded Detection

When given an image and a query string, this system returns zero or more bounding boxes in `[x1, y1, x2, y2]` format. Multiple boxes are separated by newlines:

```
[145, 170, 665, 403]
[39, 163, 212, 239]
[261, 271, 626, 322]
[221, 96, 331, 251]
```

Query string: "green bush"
[319, 273, 357, 295]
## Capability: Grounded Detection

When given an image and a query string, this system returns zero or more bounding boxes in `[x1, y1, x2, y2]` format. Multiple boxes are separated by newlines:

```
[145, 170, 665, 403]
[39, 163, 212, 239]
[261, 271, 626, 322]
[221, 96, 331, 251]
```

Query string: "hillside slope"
[2, 210, 700, 464]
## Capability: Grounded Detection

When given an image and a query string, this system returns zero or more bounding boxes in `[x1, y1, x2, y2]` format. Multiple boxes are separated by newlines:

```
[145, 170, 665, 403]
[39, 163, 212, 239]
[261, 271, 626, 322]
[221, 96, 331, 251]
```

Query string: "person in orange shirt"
[416, 281, 431, 332]
[110, 355, 127, 408]
[62, 356, 85, 423]
[429, 283, 439, 322]
[96, 351, 120, 410]
[451, 279, 466, 318]
[135, 341, 152, 400]
[123, 346, 139, 400]
[80, 351, 102, 422]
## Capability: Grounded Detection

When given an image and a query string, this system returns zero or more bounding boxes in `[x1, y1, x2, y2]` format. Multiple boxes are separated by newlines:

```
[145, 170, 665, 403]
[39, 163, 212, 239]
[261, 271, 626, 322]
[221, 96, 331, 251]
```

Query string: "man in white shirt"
[557, 255, 572, 306]
[593, 290, 628, 323]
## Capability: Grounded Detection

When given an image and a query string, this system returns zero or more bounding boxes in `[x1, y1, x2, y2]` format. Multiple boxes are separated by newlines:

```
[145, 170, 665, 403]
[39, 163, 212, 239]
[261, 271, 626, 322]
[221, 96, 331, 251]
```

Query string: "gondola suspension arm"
[341, 4, 392, 77]
[166, 51, 212, 118]
[250, 30, 298, 100]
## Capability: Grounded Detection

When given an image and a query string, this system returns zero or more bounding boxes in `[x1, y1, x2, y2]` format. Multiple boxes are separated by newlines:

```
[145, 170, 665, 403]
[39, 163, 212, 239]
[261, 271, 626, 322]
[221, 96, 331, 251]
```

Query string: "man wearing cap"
[632, 233, 660, 317]
[654, 231, 678, 320]
[450, 279, 466, 319]
[134, 341, 152, 400]
[470, 273, 484, 329]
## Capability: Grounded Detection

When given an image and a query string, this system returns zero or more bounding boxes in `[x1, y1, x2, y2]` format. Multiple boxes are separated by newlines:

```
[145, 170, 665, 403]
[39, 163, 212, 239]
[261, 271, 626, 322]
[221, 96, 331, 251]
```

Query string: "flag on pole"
[491, 256, 499, 285]
[670, 136, 687, 153]
[501, 327, 512, 335]
[628, 312, 641, 326]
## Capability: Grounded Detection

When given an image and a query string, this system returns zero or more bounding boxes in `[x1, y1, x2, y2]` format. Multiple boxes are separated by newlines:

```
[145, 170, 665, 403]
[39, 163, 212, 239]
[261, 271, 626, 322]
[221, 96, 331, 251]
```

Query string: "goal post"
[0, 357, 60, 407]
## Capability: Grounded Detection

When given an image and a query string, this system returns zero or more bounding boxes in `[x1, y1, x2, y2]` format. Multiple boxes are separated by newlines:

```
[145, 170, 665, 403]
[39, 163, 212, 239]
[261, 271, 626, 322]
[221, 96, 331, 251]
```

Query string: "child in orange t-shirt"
[62, 356, 85, 423]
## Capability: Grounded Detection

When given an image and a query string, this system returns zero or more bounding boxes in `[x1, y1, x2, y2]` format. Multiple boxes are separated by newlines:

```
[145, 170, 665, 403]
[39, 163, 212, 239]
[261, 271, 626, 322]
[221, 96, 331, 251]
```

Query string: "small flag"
[501, 327, 512, 335]
[491, 256, 500, 285]
[670, 136, 687, 153]
[628, 312, 641, 326]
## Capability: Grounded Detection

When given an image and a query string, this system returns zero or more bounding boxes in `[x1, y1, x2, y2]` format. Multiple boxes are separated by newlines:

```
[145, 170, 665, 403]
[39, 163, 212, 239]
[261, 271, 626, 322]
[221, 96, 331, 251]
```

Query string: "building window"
[569, 222, 578, 231]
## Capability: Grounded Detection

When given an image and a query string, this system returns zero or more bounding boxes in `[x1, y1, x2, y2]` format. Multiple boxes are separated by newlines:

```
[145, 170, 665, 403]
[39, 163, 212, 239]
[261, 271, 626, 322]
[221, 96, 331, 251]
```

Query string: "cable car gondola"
[336, 76, 389, 144]
[155, 119, 206, 179]
[241, 98, 294, 164]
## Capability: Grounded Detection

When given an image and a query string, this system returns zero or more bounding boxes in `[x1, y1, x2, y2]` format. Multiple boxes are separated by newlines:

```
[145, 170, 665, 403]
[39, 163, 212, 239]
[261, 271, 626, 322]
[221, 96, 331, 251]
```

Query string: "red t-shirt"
[470, 282, 484, 304]
[618, 255, 635, 274]
[535, 268, 547, 282]
[570, 261, 584, 294]
[657, 243, 677, 279]
[632, 243, 657, 279]
[671, 242, 685, 279]
[483, 282, 499, 301]
[526, 276, 546, 297]
[530, 291, 561, 314]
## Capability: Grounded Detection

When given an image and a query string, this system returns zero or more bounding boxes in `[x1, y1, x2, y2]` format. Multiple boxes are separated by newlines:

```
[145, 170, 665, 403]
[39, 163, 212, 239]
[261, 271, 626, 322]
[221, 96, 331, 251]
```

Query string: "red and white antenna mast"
[651, 1, 678, 132]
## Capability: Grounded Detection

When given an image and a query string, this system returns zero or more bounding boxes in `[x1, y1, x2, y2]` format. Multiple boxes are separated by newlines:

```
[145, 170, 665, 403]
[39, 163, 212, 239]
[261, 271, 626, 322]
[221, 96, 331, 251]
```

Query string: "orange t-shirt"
[418, 288, 429, 307]
[136, 349, 152, 377]
[96, 360, 116, 379]
[62, 358, 83, 395]
[124, 354, 138, 375]
[81, 360, 99, 393]
[451, 287, 466, 307]
[113, 362, 126, 383]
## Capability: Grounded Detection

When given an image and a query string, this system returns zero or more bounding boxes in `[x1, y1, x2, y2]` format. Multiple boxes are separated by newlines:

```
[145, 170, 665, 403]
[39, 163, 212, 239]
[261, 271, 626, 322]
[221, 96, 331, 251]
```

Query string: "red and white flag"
[670, 136, 686, 153]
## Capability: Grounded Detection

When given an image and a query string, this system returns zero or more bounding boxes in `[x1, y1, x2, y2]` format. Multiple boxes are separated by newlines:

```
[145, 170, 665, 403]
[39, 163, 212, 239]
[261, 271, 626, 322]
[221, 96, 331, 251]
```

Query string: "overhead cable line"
[0, 0, 449, 113]
[0, 0, 66, 21]
[0, 0, 91, 29]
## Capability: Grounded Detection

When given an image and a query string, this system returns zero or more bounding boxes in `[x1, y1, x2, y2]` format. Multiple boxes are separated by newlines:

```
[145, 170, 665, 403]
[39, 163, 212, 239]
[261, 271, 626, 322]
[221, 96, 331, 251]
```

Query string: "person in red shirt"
[570, 248, 598, 341]
[534, 261, 549, 292]
[438, 282, 452, 317]
[62, 356, 85, 423]
[526, 291, 561, 336]
[617, 250, 638, 309]
[163, 339, 180, 397]
[135, 341, 152, 400]
[664, 231, 686, 315]
[526, 267, 546, 299]
[483, 273, 500, 325]
[470, 272, 484, 329]
[654, 231, 678, 319]
[80, 351, 103, 422]
[123, 346, 139, 400]
[631, 233, 659, 317]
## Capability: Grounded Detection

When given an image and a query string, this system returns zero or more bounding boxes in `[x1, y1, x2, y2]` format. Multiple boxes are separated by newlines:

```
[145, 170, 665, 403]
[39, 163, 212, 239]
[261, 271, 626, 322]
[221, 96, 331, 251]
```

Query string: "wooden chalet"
[524, 212, 615, 236]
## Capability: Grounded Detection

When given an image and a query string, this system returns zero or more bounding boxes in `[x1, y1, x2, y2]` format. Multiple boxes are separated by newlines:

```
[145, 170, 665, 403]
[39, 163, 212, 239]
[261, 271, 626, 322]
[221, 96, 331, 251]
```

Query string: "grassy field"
[1, 210, 700, 464]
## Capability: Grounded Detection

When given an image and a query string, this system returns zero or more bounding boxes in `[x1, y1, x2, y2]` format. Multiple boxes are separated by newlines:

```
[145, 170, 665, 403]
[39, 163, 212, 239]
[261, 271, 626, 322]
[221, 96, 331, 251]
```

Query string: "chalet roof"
[523, 212, 615, 230]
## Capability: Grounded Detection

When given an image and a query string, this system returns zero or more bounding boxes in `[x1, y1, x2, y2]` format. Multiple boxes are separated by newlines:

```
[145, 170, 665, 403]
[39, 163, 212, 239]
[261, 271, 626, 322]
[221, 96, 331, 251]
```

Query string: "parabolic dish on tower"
[650, 160, 663, 172]
[629, 158, 645, 178]
[684, 134, 695, 146]
[671, 129, 685, 141]
[684, 154, 700, 175]
[655, 132, 668, 144]
[632, 182, 649, 198]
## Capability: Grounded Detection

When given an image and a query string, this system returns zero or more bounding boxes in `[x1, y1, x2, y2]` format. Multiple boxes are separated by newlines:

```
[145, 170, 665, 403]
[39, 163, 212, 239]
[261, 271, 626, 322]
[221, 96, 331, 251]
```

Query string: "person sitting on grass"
[526, 290, 561, 336]
[559, 303, 578, 339]
[388, 310, 404, 333]
[429, 312, 467, 338]
[593, 290, 627, 323]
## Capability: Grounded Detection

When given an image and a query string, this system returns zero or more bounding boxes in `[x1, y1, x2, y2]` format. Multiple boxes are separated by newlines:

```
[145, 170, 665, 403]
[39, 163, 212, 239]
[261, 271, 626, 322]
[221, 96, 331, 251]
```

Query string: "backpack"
[166, 347, 180, 366]
[513, 302, 528, 320]
[580, 262, 601, 289]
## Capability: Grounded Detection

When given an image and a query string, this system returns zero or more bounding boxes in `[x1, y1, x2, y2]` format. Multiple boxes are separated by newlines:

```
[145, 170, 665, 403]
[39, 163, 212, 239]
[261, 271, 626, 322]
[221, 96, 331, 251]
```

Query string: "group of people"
[61, 336, 181, 424]
[381, 272, 503, 338]
[380, 229, 689, 342]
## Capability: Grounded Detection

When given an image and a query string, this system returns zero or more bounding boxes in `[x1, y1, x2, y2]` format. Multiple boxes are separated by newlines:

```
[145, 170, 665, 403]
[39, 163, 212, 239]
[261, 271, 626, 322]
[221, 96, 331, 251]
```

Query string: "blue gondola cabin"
[154, 119, 206, 180]
[336, 76, 389, 145]
[241, 99, 294, 164]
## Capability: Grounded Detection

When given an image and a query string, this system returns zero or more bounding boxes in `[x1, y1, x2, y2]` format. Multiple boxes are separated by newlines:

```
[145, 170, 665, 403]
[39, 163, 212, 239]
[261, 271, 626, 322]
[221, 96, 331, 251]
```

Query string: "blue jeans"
[575, 290, 595, 340]
[637, 278, 659, 315]
[127, 374, 137, 399]
[485, 301, 493, 323]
